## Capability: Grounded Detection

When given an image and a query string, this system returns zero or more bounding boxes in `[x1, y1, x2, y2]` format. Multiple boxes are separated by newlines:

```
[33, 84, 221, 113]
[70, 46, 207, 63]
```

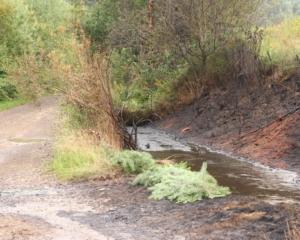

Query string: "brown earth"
[0, 96, 300, 240]
[158, 71, 300, 172]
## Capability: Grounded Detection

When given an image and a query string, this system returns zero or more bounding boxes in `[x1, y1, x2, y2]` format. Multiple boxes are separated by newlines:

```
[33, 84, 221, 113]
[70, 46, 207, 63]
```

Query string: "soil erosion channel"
[137, 127, 300, 203]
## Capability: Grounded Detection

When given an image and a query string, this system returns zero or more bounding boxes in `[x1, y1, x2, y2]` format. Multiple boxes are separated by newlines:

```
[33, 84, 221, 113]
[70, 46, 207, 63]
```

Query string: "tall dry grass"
[285, 221, 300, 240]
[62, 38, 134, 149]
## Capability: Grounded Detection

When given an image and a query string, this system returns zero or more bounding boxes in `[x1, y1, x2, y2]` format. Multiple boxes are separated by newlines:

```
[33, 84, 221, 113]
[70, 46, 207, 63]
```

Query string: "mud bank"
[158, 72, 300, 172]
[69, 178, 300, 240]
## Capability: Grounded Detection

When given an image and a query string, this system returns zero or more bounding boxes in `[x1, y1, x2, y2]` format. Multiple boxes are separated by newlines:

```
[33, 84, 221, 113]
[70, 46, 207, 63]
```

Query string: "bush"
[0, 81, 17, 101]
[0, 70, 17, 101]
[134, 162, 231, 203]
[110, 48, 187, 113]
[111, 150, 156, 174]
[0, 0, 36, 64]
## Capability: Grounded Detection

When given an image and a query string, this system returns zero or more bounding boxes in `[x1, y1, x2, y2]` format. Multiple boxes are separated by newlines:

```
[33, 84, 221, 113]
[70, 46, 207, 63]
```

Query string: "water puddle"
[137, 127, 300, 203]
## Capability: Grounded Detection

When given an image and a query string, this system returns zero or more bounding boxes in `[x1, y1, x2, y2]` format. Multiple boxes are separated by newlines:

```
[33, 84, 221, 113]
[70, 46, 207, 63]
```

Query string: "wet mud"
[158, 74, 300, 173]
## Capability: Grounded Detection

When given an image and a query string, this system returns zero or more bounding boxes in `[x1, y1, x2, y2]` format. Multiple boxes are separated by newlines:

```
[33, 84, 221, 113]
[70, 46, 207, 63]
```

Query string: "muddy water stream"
[136, 127, 300, 203]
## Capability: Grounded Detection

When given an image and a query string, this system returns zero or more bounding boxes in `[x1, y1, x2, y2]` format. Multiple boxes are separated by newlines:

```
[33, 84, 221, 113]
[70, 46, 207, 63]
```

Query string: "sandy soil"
[0, 96, 299, 240]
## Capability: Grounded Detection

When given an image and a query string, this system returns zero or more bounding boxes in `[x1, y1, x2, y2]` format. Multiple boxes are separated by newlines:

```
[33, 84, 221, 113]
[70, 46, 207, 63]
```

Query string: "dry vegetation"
[285, 218, 300, 240]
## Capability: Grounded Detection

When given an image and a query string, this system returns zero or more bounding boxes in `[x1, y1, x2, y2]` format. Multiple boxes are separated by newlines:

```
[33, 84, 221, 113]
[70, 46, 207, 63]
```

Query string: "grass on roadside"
[51, 134, 231, 203]
[0, 98, 28, 111]
[51, 132, 120, 181]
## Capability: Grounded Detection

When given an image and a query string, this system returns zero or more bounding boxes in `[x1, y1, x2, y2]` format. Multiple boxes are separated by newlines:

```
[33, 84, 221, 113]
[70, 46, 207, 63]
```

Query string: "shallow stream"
[136, 127, 300, 203]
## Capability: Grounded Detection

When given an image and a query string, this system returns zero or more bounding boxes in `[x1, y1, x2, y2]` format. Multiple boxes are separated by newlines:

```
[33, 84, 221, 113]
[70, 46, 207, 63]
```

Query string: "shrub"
[0, 71, 17, 101]
[0, 81, 17, 101]
[134, 162, 231, 203]
[0, 0, 36, 64]
[111, 150, 156, 174]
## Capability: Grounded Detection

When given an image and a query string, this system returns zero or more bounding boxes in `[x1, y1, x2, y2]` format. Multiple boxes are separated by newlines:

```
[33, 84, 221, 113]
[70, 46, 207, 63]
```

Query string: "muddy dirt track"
[0, 97, 300, 240]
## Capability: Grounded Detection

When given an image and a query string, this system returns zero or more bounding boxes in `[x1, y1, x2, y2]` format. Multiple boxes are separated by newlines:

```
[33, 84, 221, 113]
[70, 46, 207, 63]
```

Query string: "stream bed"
[136, 126, 300, 203]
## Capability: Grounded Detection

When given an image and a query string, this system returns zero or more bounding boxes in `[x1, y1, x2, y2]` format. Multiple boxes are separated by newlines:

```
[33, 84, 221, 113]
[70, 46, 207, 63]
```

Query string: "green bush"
[0, 81, 17, 101]
[111, 150, 156, 174]
[0, 70, 17, 101]
[110, 48, 187, 113]
[134, 162, 231, 203]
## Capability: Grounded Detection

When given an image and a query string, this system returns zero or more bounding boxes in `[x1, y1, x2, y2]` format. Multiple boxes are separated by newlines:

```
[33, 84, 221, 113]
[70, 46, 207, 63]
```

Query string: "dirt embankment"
[159, 70, 300, 172]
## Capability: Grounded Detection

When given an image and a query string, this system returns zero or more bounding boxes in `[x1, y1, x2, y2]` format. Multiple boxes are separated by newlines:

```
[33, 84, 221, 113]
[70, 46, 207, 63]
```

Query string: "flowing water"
[136, 126, 300, 203]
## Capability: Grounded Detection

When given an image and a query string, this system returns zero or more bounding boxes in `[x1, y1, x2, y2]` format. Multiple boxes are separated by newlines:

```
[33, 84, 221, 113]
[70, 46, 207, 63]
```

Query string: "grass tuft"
[51, 132, 119, 181]
[0, 98, 28, 112]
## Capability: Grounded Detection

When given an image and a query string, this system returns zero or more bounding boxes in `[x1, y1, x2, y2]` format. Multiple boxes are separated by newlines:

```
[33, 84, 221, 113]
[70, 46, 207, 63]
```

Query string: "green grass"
[261, 17, 300, 67]
[51, 133, 119, 181]
[51, 130, 231, 203]
[0, 98, 28, 111]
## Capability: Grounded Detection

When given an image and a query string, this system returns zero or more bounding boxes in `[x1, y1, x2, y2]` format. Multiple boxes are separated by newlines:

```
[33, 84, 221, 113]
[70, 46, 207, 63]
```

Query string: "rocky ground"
[0, 96, 300, 240]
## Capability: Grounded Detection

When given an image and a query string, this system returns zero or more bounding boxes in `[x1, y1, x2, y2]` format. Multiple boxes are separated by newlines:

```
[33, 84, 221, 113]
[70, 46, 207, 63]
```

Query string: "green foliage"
[84, 0, 147, 47]
[261, 17, 300, 67]
[133, 162, 190, 187]
[111, 150, 156, 174]
[51, 135, 117, 181]
[84, 0, 119, 47]
[26, 0, 73, 52]
[0, 81, 17, 101]
[0, 0, 76, 101]
[134, 162, 231, 203]
[0, 98, 28, 112]
[111, 48, 187, 112]
[0, 0, 36, 65]
[83, 0, 264, 114]
[62, 104, 91, 130]
[0, 71, 17, 101]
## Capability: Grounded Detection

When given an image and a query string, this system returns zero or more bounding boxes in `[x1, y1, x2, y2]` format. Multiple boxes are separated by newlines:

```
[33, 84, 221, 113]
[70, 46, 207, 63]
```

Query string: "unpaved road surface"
[0, 97, 110, 240]
[0, 97, 299, 240]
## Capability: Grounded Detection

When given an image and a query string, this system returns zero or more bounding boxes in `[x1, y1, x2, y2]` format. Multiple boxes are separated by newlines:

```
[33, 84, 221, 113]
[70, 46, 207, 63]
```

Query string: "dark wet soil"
[158, 71, 300, 173]
[69, 178, 300, 240]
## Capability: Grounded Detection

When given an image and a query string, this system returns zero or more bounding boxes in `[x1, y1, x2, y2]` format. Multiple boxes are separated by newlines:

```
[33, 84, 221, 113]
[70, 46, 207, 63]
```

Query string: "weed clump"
[134, 162, 231, 203]
[111, 150, 155, 174]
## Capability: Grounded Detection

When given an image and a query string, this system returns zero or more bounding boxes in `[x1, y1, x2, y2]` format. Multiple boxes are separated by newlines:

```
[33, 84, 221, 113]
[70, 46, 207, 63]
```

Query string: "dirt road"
[0, 97, 299, 240]
[0, 97, 110, 240]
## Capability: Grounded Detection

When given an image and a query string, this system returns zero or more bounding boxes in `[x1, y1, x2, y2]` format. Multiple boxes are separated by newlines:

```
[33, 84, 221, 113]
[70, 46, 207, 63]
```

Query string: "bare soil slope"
[159, 72, 300, 172]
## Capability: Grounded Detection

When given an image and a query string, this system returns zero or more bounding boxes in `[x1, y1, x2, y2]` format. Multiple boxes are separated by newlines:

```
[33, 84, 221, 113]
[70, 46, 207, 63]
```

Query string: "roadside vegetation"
[0, 98, 28, 112]
[1, 0, 299, 204]
[261, 17, 300, 68]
